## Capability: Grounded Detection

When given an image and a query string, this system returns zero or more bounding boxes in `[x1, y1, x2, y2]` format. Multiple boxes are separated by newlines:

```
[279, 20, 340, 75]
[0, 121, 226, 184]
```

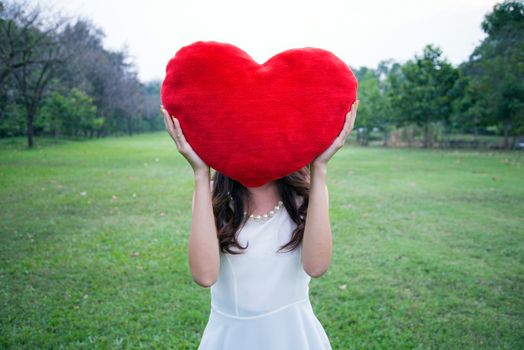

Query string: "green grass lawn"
[1, 133, 523, 349]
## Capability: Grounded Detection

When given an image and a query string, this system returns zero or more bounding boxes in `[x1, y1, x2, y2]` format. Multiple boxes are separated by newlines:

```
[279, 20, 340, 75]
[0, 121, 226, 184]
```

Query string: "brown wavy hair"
[211, 165, 311, 255]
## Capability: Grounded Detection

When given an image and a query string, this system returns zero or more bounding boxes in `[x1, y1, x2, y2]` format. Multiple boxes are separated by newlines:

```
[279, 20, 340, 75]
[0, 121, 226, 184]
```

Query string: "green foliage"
[0, 2, 164, 145]
[2, 1, 524, 149]
[0, 102, 25, 137]
[481, 0, 524, 35]
[39, 88, 101, 137]
[353, 2, 524, 149]
[389, 45, 458, 147]
[354, 62, 397, 146]
[354, 69, 380, 144]
[456, 1, 524, 147]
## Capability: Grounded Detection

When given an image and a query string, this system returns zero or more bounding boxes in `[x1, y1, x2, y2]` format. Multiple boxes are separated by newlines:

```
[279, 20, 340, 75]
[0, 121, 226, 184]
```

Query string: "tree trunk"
[503, 122, 510, 150]
[407, 126, 412, 148]
[127, 116, 133, 136]
[383, 129, 388, 147]
[363, 128, 369, 146]
[26, 106, 35, 148]
[423, 120, 429, 148]
[429, 123, 434, 148]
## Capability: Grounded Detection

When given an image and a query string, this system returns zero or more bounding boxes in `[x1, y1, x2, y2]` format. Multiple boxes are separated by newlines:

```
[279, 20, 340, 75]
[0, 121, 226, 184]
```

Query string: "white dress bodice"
[198, 200, 332, 350]
[210, 205, 311, 318]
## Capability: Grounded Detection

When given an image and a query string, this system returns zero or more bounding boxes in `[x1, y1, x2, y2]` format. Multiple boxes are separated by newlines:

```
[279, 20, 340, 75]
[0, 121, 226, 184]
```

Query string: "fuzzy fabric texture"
[161, 41, 358, 187]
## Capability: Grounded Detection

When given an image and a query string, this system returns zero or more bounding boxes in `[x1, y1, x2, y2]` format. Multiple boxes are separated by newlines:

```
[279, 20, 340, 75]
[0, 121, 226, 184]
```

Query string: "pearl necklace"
[243, 200, 284, 221]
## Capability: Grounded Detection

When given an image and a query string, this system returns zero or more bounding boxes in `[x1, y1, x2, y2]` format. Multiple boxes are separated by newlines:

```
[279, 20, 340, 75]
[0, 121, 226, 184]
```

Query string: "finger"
[339, 108, 352, 136]
[336, 121, 348, 140]
[346, 103, 353, 119]
[338, 104, 355, 141]
[167, 115, 183, 149]
[345, 107, 352, 126]
[161, 108, 178, 136]
[346, 102, 354, 120]
[340, 105, 354, 137]
[342, 115, 354, 141]
[160, 106, 170, 119]
[160, 107, 174, 134]
[337, 132, 348, 148]
[161, 108, 176, 136]
[341, 115, 351, 138]
[335, 124, 350, 147]
[172, 117, 190, 147]
[160, 106, 172, 125]
[350, 100, 359, 129]
[170, 118, 182, 149]
[160, 108, 181, 148]
[346, 102, 356, 130]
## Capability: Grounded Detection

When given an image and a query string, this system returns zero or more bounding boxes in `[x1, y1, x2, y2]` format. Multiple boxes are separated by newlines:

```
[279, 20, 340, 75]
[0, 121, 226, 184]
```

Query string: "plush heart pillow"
[161, 41, 358, 187]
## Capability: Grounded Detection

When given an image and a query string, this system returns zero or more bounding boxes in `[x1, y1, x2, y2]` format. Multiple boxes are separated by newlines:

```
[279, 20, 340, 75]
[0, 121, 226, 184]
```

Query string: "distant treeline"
[0, 1, 163, 147]
[353, 0, 523, 150]
[1, 1, 523, 149]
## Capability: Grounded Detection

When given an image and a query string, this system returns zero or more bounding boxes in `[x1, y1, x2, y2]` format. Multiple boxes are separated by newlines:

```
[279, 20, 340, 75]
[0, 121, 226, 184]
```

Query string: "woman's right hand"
[160, 105, 209, 174]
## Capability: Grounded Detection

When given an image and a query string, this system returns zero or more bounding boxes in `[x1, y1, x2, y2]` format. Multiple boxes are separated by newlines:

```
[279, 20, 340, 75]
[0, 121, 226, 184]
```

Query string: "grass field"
[1, 133, 523, 349]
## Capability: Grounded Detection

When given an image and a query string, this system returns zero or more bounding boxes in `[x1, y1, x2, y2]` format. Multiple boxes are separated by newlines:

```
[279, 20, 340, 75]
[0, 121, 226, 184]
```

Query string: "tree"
[1, 4, 155, 144]
[353, 67, 379, 145]
[0, 1, 69, 147]
[461, 1, 524, 149]
[39, 88, 99, 137]
[57, 20, 145, 137]
[375, 60, 401, 146]
[390, 45, 458, 148]
[142, 80, 164, 131]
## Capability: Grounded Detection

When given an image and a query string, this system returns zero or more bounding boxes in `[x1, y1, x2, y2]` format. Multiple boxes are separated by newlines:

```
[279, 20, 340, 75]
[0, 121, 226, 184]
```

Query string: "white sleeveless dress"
[197, 202, 332, 349]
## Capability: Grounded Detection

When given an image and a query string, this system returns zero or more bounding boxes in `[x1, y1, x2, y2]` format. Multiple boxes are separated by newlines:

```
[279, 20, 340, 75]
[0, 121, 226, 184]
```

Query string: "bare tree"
[0, 0, 70, 147]
[1, 1, 158, 142]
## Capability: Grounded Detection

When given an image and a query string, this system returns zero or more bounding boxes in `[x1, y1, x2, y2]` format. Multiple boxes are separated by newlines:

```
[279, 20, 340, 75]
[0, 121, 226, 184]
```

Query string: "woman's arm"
[302, 100, 359, 278]
[188, 171, 220, 288]
[160, 106, 219, 288]
[302, 164, 332, 278]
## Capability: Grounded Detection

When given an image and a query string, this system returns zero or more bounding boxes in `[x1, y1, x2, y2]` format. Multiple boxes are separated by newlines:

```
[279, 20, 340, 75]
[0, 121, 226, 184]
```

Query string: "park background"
[1, 0, 523, 349]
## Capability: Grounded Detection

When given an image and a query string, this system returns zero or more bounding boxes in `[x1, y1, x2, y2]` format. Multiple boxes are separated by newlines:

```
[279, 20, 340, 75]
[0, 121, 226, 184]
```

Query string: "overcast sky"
[40, 0, 498, 82]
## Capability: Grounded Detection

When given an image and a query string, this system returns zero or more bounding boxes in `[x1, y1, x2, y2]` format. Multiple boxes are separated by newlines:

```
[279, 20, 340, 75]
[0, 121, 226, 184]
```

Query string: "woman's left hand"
[311, 99, 359, 168]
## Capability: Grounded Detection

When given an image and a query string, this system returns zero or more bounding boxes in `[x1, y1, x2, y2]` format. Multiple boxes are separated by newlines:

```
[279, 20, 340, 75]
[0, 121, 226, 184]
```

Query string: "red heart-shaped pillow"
[161, 41, 358, 187]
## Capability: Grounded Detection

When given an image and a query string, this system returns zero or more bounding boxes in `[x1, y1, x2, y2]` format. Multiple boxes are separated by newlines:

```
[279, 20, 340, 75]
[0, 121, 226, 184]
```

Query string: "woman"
[161, 100, 358, 349]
